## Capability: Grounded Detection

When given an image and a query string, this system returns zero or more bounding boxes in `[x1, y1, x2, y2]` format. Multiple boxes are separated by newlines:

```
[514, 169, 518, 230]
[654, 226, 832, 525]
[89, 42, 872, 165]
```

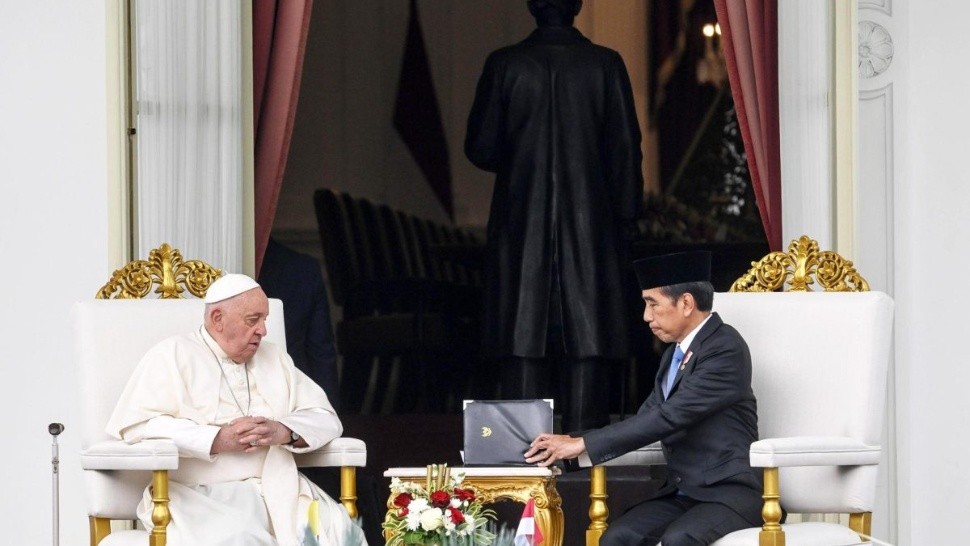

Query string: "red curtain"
[253, 0, 313, 275]
[714, 0, 782, 251]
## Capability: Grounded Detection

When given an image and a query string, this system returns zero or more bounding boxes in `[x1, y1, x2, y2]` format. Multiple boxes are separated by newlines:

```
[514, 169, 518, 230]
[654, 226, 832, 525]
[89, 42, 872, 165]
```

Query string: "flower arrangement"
[384, 464, 497, 546]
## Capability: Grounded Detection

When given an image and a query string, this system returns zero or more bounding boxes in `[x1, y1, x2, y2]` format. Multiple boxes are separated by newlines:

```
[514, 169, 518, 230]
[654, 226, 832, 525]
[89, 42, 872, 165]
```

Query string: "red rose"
[398, 507, 409, 517]
[393, 493, 413, 508]
[454, 488, 476, 502]
[448, 506, 465, 524]
[430, 490, 451, 508]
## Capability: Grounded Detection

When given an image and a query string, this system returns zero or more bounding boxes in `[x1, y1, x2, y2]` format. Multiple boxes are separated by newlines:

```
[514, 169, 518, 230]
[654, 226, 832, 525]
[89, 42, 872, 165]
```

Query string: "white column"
[778, 0, 835, 248]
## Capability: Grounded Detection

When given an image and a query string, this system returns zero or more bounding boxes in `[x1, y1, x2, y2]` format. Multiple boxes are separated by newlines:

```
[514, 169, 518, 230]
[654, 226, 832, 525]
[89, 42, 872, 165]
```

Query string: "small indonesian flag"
[514, 498, 544, 546]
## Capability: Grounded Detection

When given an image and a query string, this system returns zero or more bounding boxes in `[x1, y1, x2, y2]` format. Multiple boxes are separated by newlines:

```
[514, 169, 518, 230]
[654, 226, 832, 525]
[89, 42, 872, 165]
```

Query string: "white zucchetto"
[203, 273, 261, 304]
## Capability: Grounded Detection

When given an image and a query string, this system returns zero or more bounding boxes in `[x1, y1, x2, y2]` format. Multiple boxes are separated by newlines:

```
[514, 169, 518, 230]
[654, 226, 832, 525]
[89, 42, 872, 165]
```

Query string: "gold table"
[384, 466, 563, 546]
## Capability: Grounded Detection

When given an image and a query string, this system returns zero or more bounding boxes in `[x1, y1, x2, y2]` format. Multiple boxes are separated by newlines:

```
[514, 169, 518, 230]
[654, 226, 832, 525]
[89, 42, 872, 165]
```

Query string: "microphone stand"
[49, 423, 64, 546]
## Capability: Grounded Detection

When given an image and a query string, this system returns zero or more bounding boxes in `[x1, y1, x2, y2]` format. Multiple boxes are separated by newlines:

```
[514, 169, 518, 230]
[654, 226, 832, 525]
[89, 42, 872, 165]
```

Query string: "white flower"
[444, 519, 456, 533]
[390, 477, 402, 491]
[449, 498, 461, 509]
[463, 514, 476, 530]
[408, 498, 429, 513]
[405, 510, 422, 531]
[419, 507, 444, 531]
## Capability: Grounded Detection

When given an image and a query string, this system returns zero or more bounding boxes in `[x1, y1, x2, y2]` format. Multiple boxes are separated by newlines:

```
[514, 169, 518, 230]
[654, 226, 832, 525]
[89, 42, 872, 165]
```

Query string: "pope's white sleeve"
[278, 408, 343, 452]
[143, 415, 221, 461]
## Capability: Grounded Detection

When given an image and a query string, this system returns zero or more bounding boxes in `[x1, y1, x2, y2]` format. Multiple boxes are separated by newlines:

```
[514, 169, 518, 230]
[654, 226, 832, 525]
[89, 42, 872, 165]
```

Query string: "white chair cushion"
[750, 436, 881, 467]
[712, 522, 866, 545]
[294, 437, 367, 468]
[81, 439, 179, 470]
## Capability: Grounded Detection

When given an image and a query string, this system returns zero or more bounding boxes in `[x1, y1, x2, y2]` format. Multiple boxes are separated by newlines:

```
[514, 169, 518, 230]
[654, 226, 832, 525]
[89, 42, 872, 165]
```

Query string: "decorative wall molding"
[859, 20, 894, 78]
[859, 0, 892, 16]
[858, 83, 895, 294]
[857, 6, 898, 532]
[858, 3, 898, 543]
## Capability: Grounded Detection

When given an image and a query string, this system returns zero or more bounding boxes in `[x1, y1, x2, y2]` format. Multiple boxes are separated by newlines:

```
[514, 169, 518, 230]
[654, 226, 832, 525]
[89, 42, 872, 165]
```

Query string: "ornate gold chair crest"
[78, 244, 366, 546]
[96, 243, 222, 300]
[587, 235, 893, 546]
[729, 235, 869, 293]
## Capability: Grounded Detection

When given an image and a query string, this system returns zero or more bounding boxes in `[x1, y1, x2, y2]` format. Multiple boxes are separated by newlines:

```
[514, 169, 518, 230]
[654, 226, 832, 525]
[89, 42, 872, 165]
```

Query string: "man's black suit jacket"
[581, 312, 763, 522]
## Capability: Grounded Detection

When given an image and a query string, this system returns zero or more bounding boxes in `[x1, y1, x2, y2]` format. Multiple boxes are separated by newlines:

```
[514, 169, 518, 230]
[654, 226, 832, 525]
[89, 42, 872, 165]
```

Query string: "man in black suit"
[257, 238, 340, 409]
[525, 251, 763, 546]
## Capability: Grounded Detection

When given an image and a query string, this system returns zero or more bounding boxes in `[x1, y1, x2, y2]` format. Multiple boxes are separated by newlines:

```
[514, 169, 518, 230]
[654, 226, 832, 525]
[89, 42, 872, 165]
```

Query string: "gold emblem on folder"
[481, 427, 492, 438]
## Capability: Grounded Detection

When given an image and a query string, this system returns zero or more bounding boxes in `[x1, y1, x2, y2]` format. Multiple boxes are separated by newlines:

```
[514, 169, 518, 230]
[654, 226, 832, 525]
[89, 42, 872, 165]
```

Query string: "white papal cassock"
[106, 327, 368, 546]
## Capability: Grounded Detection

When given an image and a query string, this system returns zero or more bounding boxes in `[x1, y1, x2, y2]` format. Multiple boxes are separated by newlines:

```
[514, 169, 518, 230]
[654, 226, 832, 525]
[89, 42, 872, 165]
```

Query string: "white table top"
[384, 466, 561, 478]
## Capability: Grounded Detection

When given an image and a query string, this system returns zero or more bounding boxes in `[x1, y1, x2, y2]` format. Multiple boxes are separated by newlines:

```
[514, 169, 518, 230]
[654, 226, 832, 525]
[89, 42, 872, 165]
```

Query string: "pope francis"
[106, 274, 367, 546]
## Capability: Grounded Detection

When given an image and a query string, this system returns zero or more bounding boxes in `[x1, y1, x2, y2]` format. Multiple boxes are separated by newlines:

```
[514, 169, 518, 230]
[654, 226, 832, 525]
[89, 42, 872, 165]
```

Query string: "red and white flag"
[514, 498, 544, 546]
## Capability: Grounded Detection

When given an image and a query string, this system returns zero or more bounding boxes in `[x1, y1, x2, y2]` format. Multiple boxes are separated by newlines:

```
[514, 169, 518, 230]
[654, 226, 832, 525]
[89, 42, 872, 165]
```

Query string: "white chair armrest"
[81, 440, 179, 471]
[749, 436, 880, 467]
[294, 437, 367, 468]
[600, 442, 666, 466]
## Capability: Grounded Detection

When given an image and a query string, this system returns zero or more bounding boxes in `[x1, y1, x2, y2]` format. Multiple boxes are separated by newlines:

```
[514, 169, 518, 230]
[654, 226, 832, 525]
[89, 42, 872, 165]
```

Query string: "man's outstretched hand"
[524, 433, 585, 467]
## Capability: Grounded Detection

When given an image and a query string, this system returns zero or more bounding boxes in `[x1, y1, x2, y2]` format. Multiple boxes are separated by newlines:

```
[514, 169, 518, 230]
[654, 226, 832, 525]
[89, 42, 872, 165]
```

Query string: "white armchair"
[586, 237, 894, 546]
[77, 245, 366, 546]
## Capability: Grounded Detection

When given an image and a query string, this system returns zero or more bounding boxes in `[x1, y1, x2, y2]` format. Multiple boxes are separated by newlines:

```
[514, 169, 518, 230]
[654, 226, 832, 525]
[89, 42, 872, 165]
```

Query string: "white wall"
[0, 1, 110, 544]
[895, 1, 970, 544]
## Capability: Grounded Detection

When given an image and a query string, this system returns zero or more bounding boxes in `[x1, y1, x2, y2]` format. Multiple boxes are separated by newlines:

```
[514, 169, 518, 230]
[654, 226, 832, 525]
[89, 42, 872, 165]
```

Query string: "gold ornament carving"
[385, 470, 564, 546]
[97, 243, 223, 299]
[730, 235, 870, 292]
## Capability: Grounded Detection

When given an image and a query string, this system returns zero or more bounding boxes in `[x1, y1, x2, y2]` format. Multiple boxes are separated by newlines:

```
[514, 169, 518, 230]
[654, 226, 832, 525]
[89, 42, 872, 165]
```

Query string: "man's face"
[211, 288, 269, 363]
[641, 287, 691, 343]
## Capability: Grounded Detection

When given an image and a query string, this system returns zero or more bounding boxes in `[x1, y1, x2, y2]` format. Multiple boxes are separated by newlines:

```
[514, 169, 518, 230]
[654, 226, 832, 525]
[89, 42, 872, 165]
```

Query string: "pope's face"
[641, 287, 691, 344]
[212, 288, 269, 363]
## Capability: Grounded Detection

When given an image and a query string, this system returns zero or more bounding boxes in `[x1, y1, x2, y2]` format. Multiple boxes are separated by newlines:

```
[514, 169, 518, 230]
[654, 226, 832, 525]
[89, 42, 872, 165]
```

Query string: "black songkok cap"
[633, 251, 712, 291]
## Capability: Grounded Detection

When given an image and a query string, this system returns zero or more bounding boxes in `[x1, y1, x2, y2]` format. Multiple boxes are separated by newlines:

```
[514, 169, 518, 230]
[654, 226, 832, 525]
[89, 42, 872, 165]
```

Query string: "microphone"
[48, 423, 64, 546]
